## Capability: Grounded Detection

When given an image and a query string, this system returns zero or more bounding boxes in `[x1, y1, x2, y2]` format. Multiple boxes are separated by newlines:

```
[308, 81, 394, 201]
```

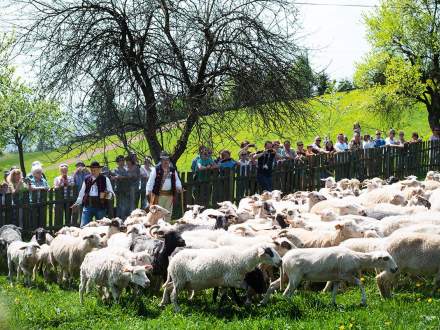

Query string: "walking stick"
[180, 189, 185, 216]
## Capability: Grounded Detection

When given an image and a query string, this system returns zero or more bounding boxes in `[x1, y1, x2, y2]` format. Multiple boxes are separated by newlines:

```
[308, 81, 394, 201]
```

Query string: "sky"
[0, 0, 381, 81]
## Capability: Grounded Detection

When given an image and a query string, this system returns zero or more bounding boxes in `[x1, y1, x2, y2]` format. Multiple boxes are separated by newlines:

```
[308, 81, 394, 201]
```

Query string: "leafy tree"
[336, 78, 355, 93]
[0, 72, 66, 176]
[18, 0, 314, 164]
[315, 71, 331, 95]
[355, 0, 440, 130]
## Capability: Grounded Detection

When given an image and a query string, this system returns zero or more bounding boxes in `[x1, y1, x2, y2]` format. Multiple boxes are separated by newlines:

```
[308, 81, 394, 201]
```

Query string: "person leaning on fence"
[325, 139, 336, 154]
[218, 150, 237, 170]
[54, 163, 75, 198]
[279, 140, 297, 161]
[6, 169, 27, 194]
[374, 130, 386, 148]
[191, 145, 207, 172]
[349, 132, 363, 151]
[335, 133, 349, 152]
[386, 129, 399, 146]
[410, 132, 422, 143]
[140, 156, 154, 209]
[362, 134, 375, 149]
[253, 141, 278, 192]
[71, 161, 115, 227]
[146, 152, 182, 221]
[111, 155, 131, 219]
[296, 141, 307, 159]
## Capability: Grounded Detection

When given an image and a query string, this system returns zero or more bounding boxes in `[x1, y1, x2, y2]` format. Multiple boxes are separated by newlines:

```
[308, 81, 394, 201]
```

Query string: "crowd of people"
[190, 124, 438, 191]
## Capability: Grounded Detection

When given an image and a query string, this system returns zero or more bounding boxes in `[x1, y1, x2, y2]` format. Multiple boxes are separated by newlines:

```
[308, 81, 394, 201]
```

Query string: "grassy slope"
[0, 90, 431, 183]
[1, 275, 439, 329]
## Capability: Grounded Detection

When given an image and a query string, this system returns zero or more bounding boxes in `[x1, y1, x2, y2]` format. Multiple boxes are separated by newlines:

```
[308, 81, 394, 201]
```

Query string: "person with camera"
[71, 161, 115, 227]
[253, 141, 279, 191]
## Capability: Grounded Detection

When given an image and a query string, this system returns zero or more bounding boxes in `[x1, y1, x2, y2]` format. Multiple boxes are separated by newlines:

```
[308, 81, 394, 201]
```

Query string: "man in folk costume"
[71, 161, 115, 227]
[146, 152, 182, 221]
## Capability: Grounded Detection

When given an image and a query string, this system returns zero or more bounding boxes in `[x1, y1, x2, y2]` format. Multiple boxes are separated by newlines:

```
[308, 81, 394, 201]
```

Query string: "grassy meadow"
[0, 90, 432, 183]
[0, 274, 439, 329]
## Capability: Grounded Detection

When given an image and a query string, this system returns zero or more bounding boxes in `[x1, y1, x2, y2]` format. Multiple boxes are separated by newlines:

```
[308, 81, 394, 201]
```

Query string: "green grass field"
[0, 275, 439, 329]
[0, 90, 432, 183]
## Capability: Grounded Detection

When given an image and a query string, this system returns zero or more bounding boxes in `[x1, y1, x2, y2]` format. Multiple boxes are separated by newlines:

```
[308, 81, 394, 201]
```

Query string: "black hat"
[75, 161, 85, 167]
[87, 161, 103, 168]
[115, 155, 125, 162]
[160, 152, 170, 160]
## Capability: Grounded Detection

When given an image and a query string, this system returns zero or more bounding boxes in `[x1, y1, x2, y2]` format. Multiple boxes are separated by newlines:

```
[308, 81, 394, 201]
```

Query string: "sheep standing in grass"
[160, 245, 282, 312]
[7, 241, 41, 286]
[49, 234, 102, 284]
[261, 247, 398, 306]
[79, 252, 151, 303]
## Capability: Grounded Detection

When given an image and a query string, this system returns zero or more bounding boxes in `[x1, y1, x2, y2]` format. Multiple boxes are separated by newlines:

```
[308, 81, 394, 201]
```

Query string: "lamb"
[389, 224, 440, 236]
[96, 247, 153, 266]
[124, 205, 170, 227]
[340, 237, 387, 253]
[182, 205, 205, 220]
[310, 198, 366, 217]
[49, 233, 102, 283]
[7, 241, 41, 286]
[79, 252, 151, 303]
[278, 220, 365, 248]
[32, 243, 52, 281]
[358, 188, 405, 207]
[307, 192, 327, 212]
[107, 226, 142, 250]
[261, 247, 398, 306]
[30, 228, 54, 246]
[376, 233, 440, 297]
[160, 244, 282, 312]
[0, 225, 22, 264]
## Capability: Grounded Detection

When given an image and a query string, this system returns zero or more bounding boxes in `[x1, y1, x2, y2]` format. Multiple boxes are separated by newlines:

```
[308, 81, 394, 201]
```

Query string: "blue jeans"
[257, 174, 272, 192]
[80, 206, 107, 227]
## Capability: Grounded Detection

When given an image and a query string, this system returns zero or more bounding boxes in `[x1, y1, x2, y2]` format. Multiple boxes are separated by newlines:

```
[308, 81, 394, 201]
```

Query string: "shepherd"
[146, 152, 183, 221]
[71, 161, 115, 227]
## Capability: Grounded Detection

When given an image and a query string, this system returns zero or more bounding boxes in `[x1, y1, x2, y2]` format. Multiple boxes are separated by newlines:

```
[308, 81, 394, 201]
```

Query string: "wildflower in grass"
[360, 277, 365, 282]
[349, 323, 353, 328]
[427, 298, 433, 303]
[14, 298, 19, 304]
[416, 282, 422, 287]
[417, 298, 421, 302]
[339, 325, 345, 330]
[384, 321, 391, 326]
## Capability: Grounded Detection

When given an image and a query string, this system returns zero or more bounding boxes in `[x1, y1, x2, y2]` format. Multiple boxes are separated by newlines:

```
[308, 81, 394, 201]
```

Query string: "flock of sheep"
[2, 170, 440, 312]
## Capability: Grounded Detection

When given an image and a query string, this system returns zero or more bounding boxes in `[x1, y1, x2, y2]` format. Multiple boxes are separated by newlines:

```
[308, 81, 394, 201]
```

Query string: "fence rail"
[1, 141, 440, 232]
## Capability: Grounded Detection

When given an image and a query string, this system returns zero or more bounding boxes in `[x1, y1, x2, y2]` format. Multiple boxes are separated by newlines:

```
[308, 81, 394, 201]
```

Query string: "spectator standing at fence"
[349, 132, 363, 151]
[28, 164, 49, 192]
[73, 161, 89, 191]
[305, 145, 315, 157]
[54, 163, 75, 198]
[26, 161, 47, 182]
[396, 131, 407, 146]
[324, 139, 336, 154]
[196, 149, 217, 172]
[191, 145, 207, 172]
[6, 169, 27, 194]
[71, 161, 114, 227]
[279, 140, 297, 161]
[237, 150, 253, 175]
[363, 134, 375, 149]
[410, 132, 422, 143]
[296, 141, 307, 159]
[146, 152, 182, 220]
[218, 150, 236, 170]
[335, 133, 349, 152]
[311, 136, 327, 154]
[374, 130, 386, 148]
[112, 155, 131, 219]
[386, 129, 399, 146]
[253, 141, 277, 191]
[429, 127, 440, 141]
[126, 156, 141, 212]
[140, 156, 154, 209]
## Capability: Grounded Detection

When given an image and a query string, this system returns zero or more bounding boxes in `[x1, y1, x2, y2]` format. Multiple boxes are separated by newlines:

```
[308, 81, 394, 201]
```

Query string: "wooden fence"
[1, 141, 440, 232]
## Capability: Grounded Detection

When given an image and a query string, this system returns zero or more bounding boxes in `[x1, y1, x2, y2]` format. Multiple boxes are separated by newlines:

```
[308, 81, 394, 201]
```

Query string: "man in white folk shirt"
[146, 152, 182, 221]
[71, 161, 115, 227]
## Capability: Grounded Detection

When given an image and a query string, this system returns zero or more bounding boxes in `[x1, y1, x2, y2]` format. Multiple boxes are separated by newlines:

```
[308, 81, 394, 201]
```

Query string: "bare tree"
[17, 0, 313, 164]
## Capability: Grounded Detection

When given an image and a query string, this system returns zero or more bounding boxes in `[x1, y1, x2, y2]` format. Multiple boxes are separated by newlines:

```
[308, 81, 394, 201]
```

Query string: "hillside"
[0, 89, 431, 183]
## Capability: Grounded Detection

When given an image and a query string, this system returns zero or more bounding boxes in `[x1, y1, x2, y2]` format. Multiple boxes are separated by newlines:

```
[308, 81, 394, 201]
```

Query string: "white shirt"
[363, 141, 375, 149]
[75, 176, 115, 205]
[140, 165, 153, 178]
[146, 167, 182, 193]
[335, 142, 349, 152]
[385, 137, 398, 145]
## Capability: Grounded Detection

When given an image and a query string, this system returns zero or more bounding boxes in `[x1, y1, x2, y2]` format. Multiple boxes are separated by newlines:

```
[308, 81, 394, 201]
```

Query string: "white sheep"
[49, 234, 102, 283]
[7, 241, 41, 286]
[160, 244, 282, 312]
[32, 243, 52, 281]
[261, 247, 398, 305]
[376, 233, 440, 297]
[79, 251, 151, 303]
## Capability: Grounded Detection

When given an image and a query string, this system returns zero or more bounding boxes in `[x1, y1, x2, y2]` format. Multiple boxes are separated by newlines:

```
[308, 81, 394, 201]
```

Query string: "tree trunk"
[16, 138, 26, 177]
[427, 91, 440, 131]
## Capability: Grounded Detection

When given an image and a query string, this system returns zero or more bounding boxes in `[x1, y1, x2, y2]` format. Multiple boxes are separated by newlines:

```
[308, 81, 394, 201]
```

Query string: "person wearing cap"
[111, 155, 131, 219]
[71, 161, 115, 227]
[429, 127, 440, 141]
[73, 161, 89, 191]
[54, 163, 75, 198]
[146, 152, 182, 220]
[373, 130, 386, 148]
[385, 129, 399, 146]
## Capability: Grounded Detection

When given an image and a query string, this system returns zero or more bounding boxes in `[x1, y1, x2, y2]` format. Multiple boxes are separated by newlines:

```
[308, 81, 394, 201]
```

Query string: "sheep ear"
[272, 238, 280, 246]
[334, 224, 343, 230]
[281, 241, 293, 250]
[82, 235, 92, 240]
[19, 246, 27, 250]
[257, 247, 265, 257]
[382, 256, 390, 261]
[99, 233, 106, 238]
[150, 206, 157, 213]
[207, 214, 217, 219]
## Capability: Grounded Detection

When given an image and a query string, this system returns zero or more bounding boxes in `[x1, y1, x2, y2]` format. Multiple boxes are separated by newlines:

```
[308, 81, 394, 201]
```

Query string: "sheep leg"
[212, 287, 219, 303]
[431, 271, 440, 296]
[171, 285, 181, 312]
[159, 282, 173, 307]
[354, 278, 367, 306]
[79, 277, 86, 304]
[260, 278, 281, 305]
[32, 263, 38, 282]
[110, 284, 120, 304]
[331, 282, 340, 305]
[283, 273, 301, 298]
[322, 281, 333, 293]
[7, 260, 14, 283]
[16, 267, 21, 283]
[188, 290, 196, 301]
[376, 271, 395, 299]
